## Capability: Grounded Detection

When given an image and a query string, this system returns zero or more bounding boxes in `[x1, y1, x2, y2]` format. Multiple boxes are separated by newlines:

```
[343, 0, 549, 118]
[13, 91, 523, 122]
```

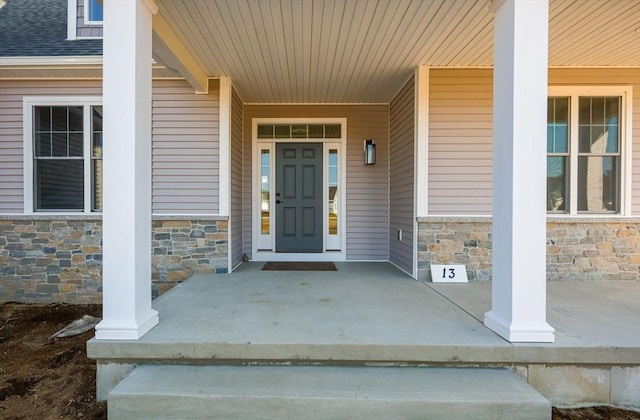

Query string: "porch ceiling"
[155, 0, 640, 103]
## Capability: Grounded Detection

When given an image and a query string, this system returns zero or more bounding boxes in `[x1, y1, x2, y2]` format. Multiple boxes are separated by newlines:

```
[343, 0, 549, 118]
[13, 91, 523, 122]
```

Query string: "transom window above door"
[257, 123, 341, 139]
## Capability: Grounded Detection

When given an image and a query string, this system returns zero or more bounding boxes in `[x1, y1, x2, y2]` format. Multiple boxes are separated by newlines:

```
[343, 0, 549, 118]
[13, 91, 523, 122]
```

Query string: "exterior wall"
[151, 217, 228, 298]
[152, 79, 221, 214]
[0, 78, 227, 303]
[242, 105, 390, 261]
[428, 69, 494, 215]
[417, 218, 492, 282]
[0, 79, 221, 215]
[229, 88, 244, 268]
[389, 76, 415, 274]
[0, 79, 103, 213]
[417, 218, 640, 282]
[421, 67, 640, 282]
[0, 217, 102, 303]
[428, 68, 640, 215]
[0, 216, 228, 303]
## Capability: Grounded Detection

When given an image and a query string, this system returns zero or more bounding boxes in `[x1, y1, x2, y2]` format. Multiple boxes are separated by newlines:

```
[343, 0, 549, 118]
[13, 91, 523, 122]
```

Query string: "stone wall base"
[418, 217, 640, 283]
[0, 216, 229, 303]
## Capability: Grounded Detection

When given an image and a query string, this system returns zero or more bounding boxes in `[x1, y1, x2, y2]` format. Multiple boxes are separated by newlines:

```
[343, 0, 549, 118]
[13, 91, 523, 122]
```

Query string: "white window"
[547, 87, 632, 215]
[85, 0, 103, 24]
[23, 97, 103, 214]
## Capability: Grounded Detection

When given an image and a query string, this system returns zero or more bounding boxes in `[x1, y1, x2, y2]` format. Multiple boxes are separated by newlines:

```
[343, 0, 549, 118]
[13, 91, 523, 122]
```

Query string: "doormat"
[262, 262, 337, 271]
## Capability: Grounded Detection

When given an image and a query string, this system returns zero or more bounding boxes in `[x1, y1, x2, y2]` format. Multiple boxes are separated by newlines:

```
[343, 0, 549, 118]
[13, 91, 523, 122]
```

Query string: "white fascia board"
[67, 0, 77, 40]
[0, 56, 103, 67]
[152, 11, 209, 93]
[219, 76, 232, 216]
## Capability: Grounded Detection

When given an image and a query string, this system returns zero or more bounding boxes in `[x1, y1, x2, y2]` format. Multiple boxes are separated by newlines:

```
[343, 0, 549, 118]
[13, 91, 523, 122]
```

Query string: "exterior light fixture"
[364, 139, 376, 165]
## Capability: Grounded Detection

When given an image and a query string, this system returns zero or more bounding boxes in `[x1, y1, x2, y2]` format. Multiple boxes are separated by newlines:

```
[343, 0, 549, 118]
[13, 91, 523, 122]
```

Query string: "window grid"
[257, 124, 341, 139]
[577, 97, 621, 213]
[547, 97, 569, 212]
[547, 92, 626, 215]
[29, 102, 102, 213]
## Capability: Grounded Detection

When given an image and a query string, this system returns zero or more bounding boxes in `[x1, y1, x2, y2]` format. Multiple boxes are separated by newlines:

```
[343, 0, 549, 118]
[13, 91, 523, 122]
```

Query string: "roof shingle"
[0, 0, 102, 57]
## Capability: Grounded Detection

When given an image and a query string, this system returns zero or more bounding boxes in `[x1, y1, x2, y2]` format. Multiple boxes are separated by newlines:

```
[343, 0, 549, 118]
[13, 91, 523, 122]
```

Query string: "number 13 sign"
[430, 264, 468, 283]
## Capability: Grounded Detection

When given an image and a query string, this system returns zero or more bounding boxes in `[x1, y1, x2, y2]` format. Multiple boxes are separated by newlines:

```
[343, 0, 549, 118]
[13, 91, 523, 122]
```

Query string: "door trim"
[251, 118, 347, 262]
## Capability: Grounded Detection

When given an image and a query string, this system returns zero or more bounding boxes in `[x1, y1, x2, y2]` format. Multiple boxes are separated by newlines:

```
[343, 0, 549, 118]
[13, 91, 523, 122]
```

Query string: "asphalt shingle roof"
[0, 0, 102, 57]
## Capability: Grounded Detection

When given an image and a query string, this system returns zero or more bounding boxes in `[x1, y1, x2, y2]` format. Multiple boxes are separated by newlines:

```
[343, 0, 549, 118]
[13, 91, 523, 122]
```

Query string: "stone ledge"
[0, 215, 101, 221]
[152, 215, 229, 221]
[417, 216, 640, 224]
[0, 214, 229, 221]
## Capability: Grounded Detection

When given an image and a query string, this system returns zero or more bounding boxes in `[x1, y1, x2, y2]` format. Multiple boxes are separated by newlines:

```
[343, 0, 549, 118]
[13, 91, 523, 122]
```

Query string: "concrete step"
[108, 365, 551, 419]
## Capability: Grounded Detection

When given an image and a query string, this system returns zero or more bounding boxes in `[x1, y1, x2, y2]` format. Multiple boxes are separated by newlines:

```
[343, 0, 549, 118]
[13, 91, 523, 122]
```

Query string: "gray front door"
[275, 143, 323, 252]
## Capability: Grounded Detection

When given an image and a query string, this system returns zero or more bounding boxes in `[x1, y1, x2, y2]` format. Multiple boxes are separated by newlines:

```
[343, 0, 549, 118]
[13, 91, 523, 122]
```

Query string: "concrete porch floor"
[88, 262, 640, 408]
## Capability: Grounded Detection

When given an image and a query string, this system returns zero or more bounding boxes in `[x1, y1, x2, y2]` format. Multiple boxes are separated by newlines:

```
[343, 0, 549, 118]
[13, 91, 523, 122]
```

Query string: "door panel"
[276, 143, 323, 252]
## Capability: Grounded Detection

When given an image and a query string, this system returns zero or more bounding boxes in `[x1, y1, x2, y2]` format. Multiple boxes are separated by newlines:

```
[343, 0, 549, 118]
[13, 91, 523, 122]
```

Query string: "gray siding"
[0, 80, 103, 213]
[230, 88, 244, 268]
[428, 68, 640, 215]
[389, 76, 415, 274]
[0, 79, 220, 215]
[428, 69, 494, 215]
[243, 105, 389, 261]
[152, 79, 220, 214]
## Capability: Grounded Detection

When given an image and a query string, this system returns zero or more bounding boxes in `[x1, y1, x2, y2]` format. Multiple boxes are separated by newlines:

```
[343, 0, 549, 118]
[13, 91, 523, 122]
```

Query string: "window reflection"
[261, 150, 270, 234]
[547, 97, 569, 212]
[577, 97, 620, 212]
[92, 106, 103, 211]
[328, 149, 338, 235]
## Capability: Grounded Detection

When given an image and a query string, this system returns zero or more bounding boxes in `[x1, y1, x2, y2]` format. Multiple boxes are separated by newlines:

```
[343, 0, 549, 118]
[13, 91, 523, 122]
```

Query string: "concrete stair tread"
[109, 365, 551, 419]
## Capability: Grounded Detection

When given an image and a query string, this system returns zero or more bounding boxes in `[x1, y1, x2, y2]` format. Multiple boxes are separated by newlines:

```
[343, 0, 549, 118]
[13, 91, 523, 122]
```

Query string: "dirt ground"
[0, 302, 639, 420]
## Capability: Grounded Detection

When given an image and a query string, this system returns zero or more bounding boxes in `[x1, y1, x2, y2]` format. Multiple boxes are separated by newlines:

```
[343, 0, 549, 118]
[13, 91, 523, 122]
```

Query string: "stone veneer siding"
[151, 217, 228, 297]
[418, 217, 640, 283]
[0, 216, 229, 303]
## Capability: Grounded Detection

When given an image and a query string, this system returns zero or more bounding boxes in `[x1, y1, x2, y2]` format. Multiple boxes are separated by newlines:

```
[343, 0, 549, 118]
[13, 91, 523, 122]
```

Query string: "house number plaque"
[430, 264, 468, 283]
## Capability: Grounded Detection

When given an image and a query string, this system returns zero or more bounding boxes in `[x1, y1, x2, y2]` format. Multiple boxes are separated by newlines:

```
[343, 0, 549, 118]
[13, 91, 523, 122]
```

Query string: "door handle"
[276, 200, 283, 204]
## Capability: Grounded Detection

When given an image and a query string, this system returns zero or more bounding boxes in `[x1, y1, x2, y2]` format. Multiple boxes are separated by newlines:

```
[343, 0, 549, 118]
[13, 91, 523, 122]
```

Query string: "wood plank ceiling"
[154, 0, 640, 104]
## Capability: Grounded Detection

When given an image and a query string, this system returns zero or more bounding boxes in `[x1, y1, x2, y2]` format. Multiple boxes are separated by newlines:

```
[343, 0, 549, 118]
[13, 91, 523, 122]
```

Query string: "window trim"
[251, 118, 348, 261]
[547, 86, 633, 216]
[23, 96, 103, 215]
[84, 0, 104, 25]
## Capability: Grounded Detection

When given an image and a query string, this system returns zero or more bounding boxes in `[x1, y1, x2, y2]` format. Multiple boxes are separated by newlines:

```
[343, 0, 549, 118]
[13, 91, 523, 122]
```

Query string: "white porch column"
[414, 66, 429, 279]
[95, 0, 159, 340]
[484, 0, 554, 342]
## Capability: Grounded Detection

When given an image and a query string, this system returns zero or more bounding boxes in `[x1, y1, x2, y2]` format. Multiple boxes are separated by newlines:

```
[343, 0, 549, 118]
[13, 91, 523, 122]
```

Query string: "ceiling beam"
[152, 11, 209, 93]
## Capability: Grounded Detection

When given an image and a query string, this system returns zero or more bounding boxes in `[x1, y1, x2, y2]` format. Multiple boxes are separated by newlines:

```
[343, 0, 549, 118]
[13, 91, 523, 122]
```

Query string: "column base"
[484, 310, 555, 343]
[95, 309, 159, 340]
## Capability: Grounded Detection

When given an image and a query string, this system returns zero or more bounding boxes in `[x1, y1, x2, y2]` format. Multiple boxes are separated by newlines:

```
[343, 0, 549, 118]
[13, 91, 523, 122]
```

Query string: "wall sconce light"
[364, 139, 376, 165]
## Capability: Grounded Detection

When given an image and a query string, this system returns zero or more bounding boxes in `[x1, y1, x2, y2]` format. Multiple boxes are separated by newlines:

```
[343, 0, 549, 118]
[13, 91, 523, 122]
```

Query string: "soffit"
[153, 0, 639, 103]
[1, 1, 636, 100]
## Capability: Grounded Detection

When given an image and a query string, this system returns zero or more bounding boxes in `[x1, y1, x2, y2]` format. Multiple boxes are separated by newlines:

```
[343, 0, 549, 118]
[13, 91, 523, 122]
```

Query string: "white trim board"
[251, 118, 348, 262]
[22, 96, 103, 215]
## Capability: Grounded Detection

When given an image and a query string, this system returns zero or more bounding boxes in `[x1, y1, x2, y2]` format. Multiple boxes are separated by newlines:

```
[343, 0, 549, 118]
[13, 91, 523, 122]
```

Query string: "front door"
[275, 143, 323, 252]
